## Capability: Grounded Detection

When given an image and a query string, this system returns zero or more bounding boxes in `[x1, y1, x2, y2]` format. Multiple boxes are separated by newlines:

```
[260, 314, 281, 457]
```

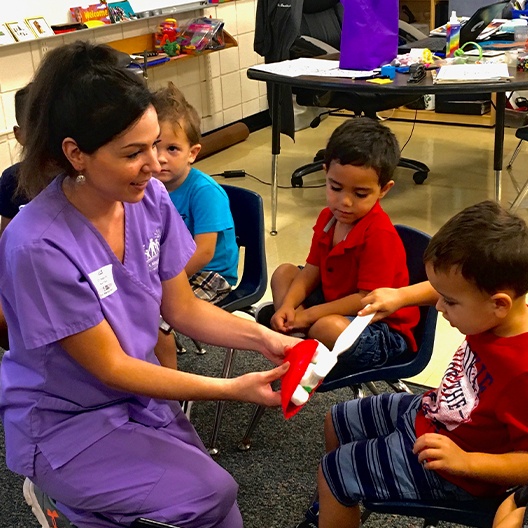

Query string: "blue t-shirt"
[168, 167, 238, 285]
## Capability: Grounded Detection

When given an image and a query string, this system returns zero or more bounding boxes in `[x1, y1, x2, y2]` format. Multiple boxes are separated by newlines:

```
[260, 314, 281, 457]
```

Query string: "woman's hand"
[233, 363, 290, 406]
[259, 327, 303, 364]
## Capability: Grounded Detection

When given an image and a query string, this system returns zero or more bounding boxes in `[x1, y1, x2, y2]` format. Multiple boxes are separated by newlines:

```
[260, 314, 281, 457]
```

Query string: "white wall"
[0, 0, 203, 25]
[0, 0, 267, 170]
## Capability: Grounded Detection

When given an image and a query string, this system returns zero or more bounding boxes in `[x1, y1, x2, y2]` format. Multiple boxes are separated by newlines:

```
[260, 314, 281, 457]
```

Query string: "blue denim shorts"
[322, 393, 474, 506]
[335, 318, 408, 371]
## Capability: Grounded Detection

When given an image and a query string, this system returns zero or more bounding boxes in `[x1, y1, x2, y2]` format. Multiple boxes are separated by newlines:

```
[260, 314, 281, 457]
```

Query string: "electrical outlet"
[41, 43, 49, 56]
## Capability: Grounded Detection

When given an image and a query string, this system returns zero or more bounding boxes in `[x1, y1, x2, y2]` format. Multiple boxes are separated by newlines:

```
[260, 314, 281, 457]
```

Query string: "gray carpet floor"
[0, 340, 473, 527]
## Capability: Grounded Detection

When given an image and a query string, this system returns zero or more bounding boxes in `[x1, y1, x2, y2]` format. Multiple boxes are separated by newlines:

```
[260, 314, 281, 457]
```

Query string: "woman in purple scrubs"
[0, 41, 298, 528]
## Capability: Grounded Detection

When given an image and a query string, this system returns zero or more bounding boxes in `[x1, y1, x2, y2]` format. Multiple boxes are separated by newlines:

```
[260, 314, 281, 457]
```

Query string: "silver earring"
[75, 174, 86, 184]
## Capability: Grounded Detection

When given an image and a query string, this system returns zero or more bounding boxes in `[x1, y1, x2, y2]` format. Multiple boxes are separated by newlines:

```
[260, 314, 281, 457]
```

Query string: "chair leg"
[238, 404, 267, 451]
[175, 336, 187, 354]
[192, 339, 207, 355]
[364, 382, 379, 395]
[351, 384, 366, 398]
[509, 175, 528, 212]
[507, 138, 524, 169]
[386, 379, 414, 394]
[208, 348, 238, 455]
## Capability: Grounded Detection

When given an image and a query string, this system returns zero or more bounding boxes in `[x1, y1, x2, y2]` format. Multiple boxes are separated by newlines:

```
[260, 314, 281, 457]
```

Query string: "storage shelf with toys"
[107, 18, 237, 72]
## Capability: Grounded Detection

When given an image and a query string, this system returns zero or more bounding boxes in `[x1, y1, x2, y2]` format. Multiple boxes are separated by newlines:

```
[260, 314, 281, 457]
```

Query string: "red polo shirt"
[306, 202, 419, 351]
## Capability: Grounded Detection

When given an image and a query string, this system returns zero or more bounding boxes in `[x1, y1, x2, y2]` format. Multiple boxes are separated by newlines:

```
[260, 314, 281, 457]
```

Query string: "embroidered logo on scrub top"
[88, 264, 118, 299]
[144, 228, 161, 271]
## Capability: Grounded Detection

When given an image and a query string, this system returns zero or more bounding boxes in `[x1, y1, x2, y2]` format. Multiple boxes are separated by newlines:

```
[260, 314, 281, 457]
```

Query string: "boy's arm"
[184, 232, 217, 277]
[300, 290, 368, 326]
[359, 281, 440, 322]
[272, 263, 320, 332]
[415, 433, 528, 487]
[493, 493, 526, 528]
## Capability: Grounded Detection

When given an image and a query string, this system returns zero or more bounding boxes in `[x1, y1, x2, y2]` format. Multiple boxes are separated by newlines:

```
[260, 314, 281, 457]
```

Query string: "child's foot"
[254, 302, 275, 328]
[294, 502, 319, 528]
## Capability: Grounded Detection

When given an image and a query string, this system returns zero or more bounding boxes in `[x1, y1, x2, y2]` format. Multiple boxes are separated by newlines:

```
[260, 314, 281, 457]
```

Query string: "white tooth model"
[290, 311, 376, 407]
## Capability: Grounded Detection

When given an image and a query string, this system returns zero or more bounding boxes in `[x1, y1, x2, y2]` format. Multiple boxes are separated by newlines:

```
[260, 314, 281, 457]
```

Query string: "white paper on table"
[434, 63, 512, 83]
[250, 58, 377, 79]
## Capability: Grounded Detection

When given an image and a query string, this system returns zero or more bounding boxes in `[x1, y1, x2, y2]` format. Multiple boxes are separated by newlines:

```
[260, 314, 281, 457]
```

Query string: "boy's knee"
[271, 263, 299, 289]
[324, 410, 339, 451]
[309, 315, 349, 343]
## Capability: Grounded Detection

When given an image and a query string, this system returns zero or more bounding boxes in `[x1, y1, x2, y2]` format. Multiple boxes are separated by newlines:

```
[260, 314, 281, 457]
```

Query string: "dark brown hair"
[152, 81, 201, 146]
[424, 200, 528, 297]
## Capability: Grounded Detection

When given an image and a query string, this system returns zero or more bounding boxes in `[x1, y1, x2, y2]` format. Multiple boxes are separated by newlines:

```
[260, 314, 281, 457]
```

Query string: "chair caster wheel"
[413, 171, 428, 184]
[291, 179, 303, 188]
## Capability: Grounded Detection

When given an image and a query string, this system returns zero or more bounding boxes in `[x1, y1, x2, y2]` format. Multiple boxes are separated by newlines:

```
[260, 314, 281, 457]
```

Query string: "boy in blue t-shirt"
[153, 82, 238, 303]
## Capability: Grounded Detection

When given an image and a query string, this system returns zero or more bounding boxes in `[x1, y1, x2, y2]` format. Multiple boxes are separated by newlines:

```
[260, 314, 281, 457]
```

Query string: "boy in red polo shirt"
[256, 117, 419, 372]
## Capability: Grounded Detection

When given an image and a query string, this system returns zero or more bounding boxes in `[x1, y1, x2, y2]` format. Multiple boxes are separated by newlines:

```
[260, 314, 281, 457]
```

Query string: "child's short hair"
[323, 117, 400, 187]
[424, 200, 528, 298]
[14, 83, 32, 127]
[153, 81, 201, 146]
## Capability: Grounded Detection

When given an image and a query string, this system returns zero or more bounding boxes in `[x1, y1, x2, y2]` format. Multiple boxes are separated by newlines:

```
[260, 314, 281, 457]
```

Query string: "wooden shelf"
[379, 105, 495, 127]
[107, 30, 237, 66]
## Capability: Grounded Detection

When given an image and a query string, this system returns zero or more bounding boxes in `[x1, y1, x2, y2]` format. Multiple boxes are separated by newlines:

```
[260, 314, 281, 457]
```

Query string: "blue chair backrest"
[218, 185, 268, 312]
[395, 224, 432, 351]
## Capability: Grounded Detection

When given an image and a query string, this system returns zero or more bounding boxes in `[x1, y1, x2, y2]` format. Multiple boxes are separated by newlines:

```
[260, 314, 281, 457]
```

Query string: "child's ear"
[189, 143, 201, 164]
[379, 180, 394, 198]
[491, 292, 513, 318]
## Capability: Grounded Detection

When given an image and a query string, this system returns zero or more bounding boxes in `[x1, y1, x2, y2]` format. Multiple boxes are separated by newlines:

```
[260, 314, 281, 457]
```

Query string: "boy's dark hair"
[14, 83, 32, 127]
[323, 117, 400, 187]
[19, 41, 153, 198]
[153, 81, 201, 146]
[424, 200, 528, 297]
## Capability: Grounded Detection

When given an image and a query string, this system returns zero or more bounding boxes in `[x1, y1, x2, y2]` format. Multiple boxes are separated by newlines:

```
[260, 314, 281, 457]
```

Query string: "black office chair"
[254, 0, 430, 188]
[206, 184, 268, 455]
[239, 225, 438, 451]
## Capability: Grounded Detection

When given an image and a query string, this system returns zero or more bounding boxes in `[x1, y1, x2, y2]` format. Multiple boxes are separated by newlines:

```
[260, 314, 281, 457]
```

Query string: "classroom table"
[247, 63, 528, 235]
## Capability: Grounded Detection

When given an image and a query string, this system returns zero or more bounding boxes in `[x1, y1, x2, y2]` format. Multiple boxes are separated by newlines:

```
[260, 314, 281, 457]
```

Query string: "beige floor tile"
[195, 115, 528, 388]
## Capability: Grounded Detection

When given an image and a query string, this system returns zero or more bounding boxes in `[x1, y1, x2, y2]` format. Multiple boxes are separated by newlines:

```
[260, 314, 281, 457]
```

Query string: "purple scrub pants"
[32, 410, 242, 528]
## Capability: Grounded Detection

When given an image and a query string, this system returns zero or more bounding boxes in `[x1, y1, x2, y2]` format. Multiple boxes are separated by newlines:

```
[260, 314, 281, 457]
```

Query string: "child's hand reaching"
[358, 288, 402, 322]
[413, 433, 469, 476]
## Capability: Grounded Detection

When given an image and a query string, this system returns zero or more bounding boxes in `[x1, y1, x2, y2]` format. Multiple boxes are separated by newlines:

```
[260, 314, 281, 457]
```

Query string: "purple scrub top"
[0, 175, 195, 477]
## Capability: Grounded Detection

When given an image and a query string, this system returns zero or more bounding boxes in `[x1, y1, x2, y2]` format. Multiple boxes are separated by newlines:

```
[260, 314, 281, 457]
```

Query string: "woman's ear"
[62, 137, 84, 172]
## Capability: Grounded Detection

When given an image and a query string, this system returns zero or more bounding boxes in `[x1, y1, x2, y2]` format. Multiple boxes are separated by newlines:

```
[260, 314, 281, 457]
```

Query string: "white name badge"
[88, 264, 118, 299]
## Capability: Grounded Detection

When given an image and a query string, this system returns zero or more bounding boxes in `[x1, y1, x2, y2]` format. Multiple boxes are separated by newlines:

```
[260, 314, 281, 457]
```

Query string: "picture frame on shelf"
[0, 24, 17, 45]
[5, 21, 35, 42]
[25, 17, 55, 38]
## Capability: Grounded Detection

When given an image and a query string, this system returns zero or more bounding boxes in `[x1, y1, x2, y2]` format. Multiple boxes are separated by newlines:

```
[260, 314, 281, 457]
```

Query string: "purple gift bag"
[340, 0, 398, 71]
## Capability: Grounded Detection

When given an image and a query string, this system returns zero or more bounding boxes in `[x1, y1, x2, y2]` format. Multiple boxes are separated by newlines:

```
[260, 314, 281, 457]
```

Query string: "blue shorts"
[336, 318, 408, 371]
[322, 393, 474, 507]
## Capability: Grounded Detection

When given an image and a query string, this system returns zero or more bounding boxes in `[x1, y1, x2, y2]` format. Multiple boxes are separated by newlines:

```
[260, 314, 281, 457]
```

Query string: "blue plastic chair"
[206, 184, 268, 455]
[238, 224, 438, 450]
[361, 495, 506, 528]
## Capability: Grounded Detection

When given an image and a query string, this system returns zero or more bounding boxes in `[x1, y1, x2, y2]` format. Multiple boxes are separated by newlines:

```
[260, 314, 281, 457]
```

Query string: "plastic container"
[446, 11, 461, 58]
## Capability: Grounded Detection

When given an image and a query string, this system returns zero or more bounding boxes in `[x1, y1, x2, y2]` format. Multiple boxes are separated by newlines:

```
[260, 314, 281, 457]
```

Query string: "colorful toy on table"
[281, 311, 376, 419]
[155, 18, 181, 55]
